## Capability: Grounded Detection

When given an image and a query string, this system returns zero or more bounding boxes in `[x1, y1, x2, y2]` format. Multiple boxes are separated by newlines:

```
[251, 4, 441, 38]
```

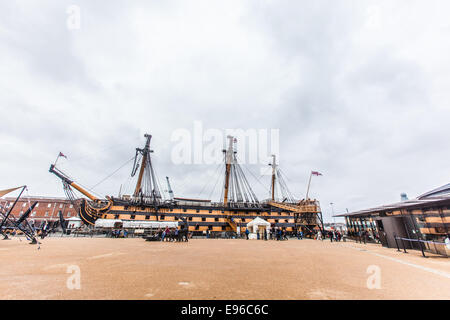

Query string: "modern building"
[336, 183, 450, 256]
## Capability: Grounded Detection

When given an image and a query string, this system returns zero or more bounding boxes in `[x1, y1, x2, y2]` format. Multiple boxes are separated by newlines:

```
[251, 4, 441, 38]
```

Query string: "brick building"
[0, 196, 78, 227]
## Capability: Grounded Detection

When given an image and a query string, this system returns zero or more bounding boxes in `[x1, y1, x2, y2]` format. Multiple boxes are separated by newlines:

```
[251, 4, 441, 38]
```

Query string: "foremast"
[130, 133, 162, 203]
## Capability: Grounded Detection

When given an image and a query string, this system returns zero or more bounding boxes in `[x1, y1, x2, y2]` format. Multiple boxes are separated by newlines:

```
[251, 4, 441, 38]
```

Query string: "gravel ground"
[0, 237, 448, 300]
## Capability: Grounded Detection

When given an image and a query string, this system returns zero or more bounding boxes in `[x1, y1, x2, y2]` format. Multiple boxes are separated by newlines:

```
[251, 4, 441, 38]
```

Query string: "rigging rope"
[90, 156, 136, 190]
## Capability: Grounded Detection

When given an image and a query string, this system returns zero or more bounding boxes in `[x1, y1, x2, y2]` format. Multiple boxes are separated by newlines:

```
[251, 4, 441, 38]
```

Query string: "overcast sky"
[1, 0, 450, 222]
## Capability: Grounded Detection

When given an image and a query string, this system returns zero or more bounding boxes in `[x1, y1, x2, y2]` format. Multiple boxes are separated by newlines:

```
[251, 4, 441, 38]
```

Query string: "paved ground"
[0, 237, 449, 299]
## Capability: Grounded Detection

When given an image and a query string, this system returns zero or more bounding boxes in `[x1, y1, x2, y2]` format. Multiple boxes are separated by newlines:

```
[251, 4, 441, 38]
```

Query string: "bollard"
[394, 235, 400, 252]
[419, 240, 427, 258]
[401, 238, 407, 253]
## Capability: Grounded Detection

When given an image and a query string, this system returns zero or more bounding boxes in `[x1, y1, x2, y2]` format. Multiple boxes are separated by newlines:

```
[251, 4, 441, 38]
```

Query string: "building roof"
[336, 183, 450, 218]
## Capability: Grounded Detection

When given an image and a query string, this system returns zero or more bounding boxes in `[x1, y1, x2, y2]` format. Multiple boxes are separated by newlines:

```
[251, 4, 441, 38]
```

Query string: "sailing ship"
[49, 134, 324, 235]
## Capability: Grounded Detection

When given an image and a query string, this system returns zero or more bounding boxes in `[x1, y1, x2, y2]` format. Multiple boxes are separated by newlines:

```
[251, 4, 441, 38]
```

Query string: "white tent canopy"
[246, 217, 270, 238]
[94, 219, 178, 229]
[122, 220, 178, 229]
[67, 217, 81, 221]
[247, 217, 270, 228]
[95, 219, 123, 228]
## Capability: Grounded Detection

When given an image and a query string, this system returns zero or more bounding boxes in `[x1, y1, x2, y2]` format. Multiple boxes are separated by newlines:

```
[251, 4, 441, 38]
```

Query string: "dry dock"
[0, 238, 449, 299]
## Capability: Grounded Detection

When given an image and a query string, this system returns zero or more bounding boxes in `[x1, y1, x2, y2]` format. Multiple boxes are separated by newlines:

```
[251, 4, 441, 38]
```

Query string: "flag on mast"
[311, 171, 322, 176]
[59, 152, 67, 159]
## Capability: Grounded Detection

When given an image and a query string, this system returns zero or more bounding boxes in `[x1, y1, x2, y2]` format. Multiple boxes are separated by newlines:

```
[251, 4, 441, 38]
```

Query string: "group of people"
[314, 230, 344, 242]
[111, 229, 128, 238]
[157, 226, 189, 242]
[244, 227, 289, 241]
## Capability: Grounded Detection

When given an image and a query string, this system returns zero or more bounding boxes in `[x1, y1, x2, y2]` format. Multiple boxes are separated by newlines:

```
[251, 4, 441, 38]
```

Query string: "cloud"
[1, 0, 449, 222]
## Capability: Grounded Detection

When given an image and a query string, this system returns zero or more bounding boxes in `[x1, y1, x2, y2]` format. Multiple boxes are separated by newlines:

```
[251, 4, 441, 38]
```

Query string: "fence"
[394, 235, 449, 258]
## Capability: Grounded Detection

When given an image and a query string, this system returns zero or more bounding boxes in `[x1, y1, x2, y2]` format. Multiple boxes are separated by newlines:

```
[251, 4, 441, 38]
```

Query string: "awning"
[94, 219, 178, 229]
[247, 217, 270, 227]
[122, 220, 178, 229]
[95, 219, 123, 228]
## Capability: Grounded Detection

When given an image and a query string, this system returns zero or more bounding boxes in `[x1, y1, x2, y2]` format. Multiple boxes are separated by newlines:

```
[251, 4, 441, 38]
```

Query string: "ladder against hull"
[225, 216, 238, 232]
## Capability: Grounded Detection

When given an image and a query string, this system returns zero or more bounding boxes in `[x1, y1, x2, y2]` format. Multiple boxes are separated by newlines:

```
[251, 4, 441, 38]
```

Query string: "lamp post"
[330, 202, 336, 230]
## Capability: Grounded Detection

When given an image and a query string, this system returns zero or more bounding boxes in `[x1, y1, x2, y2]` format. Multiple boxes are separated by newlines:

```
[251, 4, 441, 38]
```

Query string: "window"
[114, 214, 119, 219]
[45, 211, 49, 217]
[183, 208, 187, 212]
[221, 226, 226, 231]
[214, 217, 219, 222]
[145, 215, 150, 220]
[202, 217, 206, 222]
[188, 217, 193, 221]
[285, 219, 289, 223]
[130, 215, 135, 220]
[209, 210, 212, 213]
[195, 224, 199, 230]
[48, 204, 52, 208]
[175, 216, 179, 221]
[69, 204, 73, 208]
[67, 212, 71, 217]
[275, 219, 279, 223]
[208, 225, 213, 230]
[241, 218, 245, 222]
[169, 208, 173, 212]
[31, 211, 36, 217]
[59, 204, 63, 209]
[35, 203, 39, 207]
[160, 215, 165, 220]
[196, 209, 200, 213]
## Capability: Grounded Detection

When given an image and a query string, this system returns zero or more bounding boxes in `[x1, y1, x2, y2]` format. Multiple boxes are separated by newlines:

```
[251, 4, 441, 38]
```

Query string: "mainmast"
[222, 136, 259, 206]
[270, 155, 276, 201]
[223, 135, 234, 206]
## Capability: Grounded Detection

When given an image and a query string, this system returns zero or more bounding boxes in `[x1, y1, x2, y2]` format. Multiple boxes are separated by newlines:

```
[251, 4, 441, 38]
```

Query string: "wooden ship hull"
[50, 134, 324, 235]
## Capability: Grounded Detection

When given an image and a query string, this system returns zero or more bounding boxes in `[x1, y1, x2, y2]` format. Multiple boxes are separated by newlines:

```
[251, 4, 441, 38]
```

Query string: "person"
[264, 228, 267, 241]
[164, 227, 170, 242]
[317, 230, 322, 241]
[445, 235, 450, 250]
[245, 228, 249, 240]
[299, 230, 303, 240]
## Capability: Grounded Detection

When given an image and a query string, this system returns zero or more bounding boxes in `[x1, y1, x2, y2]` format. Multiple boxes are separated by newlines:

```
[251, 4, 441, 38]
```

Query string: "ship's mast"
[133, 134, 152, 197]
[270, 155, 276, 201]
[166, 176, 174, 200]
[223, 135, 234, 206]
